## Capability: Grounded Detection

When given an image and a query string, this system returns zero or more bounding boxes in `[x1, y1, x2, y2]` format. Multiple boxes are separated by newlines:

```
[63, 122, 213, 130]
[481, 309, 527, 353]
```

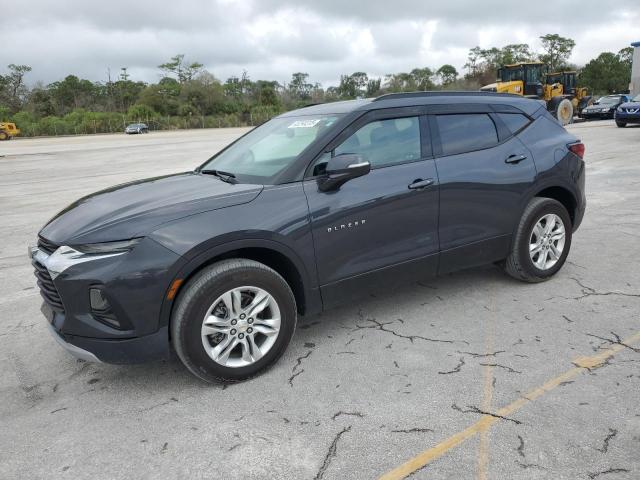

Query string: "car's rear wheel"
[616, 121, 627, 128]
[503, 197, 572, 283]
[171, 259, 297, 383]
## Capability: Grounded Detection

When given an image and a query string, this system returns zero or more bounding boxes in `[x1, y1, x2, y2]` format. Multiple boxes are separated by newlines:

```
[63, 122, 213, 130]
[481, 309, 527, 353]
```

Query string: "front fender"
[148, 183, 320, 327]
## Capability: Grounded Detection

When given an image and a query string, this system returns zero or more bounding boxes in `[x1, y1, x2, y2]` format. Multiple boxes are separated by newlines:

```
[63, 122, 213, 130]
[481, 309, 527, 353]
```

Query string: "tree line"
[0, 34, 633, 137]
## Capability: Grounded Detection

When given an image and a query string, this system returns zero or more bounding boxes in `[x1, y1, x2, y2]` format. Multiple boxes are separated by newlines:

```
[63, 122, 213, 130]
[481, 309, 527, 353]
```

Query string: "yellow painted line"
[379, 331, 640, 480]
[477, 297, 496, 480]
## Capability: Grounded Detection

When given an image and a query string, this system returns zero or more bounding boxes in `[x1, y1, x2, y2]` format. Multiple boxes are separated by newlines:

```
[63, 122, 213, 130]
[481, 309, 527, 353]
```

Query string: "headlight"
[30, 238, 141, 279]
[73, 238, 142, 254]
[617, 107, 623, 112]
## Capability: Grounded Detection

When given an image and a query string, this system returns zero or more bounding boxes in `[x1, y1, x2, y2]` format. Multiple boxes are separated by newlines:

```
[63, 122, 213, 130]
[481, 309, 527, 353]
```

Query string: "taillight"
[568, 142, 585, 159]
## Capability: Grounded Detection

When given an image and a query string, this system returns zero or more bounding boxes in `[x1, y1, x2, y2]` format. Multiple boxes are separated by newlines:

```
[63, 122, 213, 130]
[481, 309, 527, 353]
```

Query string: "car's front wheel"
[503, 197, 572, 283]
[171, 259, 297, 383]
[616, 120, 627, 128]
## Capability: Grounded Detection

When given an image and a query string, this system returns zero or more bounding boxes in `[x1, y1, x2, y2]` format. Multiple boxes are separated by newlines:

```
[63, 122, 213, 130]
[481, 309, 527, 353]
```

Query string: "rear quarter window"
[496, 113, 530, 134]
[436, 114, 498, 156]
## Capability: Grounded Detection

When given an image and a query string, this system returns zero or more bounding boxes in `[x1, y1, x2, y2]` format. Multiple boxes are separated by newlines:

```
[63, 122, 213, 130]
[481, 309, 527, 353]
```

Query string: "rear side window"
[436, 114, 498, 156]
[496, 113, 530, 135]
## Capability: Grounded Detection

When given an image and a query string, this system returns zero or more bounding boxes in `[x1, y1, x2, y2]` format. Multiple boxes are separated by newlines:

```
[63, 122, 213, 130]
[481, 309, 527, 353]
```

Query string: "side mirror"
[318, 153, 370, 192]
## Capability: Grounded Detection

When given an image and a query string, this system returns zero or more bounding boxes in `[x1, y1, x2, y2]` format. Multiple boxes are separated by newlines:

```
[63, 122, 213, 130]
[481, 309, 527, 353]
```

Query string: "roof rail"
[372, 91, 523, 102]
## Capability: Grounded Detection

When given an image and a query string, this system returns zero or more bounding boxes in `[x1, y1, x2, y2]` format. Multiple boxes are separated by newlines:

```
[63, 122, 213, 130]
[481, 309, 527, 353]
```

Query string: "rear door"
[303, 107, 440, 307]
[430, 104, 537, 273]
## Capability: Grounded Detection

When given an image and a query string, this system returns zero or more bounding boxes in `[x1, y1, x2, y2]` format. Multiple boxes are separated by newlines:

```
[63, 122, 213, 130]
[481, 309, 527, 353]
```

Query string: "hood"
[619, 101, 640, 109]
[40, 172, 263, 245]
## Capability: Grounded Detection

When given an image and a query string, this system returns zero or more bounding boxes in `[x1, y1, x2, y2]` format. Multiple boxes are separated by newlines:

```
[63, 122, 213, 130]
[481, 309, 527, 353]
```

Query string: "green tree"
[436, 64, 458, 85]
[464, 47, 483, 78]
[366, 78, 382, 96]
[0, 64, 32, 112]
[288, 72, 312, 100]
[410, 68, 435, 90]
[579, 51, 631, 94]
[501, 44, 535, 64]
[48, 75, 100, 114]
[159, 54, 204, 83]
[618, 46, 634, 69]
[337, 72, 369, 98]
[539, 34, 575, 71]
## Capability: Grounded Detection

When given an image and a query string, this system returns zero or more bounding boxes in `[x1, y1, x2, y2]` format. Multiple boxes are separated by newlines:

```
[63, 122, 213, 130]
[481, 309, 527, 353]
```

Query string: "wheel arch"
[533, 185, 577, 226]
[160, 239, 320, 337]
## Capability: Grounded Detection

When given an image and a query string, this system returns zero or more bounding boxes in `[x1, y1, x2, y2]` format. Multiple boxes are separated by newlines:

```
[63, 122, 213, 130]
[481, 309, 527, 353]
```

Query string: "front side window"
[200, 114, 341, 184]
[334, 116, 422, 168]
[436, 114, 498, 156]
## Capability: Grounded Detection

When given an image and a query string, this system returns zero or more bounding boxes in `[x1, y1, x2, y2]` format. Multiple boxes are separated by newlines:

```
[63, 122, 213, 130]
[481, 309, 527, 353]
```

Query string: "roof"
[631, 41, 640, 47]
[503, 62, 545, 67]
[278, 99, 372, 117]
[279, 91, 544, 118]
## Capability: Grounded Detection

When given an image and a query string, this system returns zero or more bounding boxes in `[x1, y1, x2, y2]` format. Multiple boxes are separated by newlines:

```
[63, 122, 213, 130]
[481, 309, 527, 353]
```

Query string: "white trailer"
[631, 41, 640, 96]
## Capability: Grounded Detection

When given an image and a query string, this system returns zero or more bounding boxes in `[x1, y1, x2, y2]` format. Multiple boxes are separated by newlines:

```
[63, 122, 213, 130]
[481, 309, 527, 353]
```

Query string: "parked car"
[124, 123, 149, 134]
[31, 92, 586, 383]
[615, 93, 640, 127]
[580, 94, 629, 120]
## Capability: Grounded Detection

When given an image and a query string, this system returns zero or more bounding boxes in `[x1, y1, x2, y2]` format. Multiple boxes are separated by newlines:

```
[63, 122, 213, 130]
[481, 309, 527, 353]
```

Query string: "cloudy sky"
[2, 0, 638, 87]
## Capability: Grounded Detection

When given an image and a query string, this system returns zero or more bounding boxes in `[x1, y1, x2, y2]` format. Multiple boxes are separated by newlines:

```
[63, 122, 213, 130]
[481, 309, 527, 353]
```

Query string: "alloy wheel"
[201, 286, 281, 368]
[529, 213, 566, 270]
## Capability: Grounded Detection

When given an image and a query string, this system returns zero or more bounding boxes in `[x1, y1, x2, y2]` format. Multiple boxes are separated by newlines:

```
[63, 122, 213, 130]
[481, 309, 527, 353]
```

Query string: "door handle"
[505, 154, 527, 164]
[408, 178, 435, 190]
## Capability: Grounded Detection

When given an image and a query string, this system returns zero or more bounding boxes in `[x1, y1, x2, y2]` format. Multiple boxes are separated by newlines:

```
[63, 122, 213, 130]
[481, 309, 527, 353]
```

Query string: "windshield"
[598, 96, 621, 105]
[199, 114, 342, 184]
[500, 68, 523, 82]
[633, 94, 640, 102]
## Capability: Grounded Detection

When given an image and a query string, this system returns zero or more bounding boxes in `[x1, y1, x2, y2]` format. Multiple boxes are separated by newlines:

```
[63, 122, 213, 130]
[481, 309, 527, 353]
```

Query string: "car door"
[303, 108, 439, 307]
[430, 105, 537, 273]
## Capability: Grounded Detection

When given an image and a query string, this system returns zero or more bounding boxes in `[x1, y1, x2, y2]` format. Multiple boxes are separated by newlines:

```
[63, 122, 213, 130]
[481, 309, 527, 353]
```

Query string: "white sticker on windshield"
[288, 119, 321, 129]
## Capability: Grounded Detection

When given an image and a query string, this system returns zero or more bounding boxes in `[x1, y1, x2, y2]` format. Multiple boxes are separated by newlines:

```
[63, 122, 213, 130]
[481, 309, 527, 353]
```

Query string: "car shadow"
[93, 263, 522, 390]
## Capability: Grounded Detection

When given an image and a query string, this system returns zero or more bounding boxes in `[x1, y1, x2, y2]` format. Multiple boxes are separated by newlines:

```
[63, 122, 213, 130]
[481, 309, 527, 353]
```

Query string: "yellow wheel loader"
[480, 62, 593, 126]
[0, 122, 20, 140]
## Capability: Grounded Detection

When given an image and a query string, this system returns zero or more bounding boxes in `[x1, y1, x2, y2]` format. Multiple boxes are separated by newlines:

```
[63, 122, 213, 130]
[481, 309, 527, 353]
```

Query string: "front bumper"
[615, 112, 640, 123]
[32, 236, 181, 364]
[580, 110, 614, 119]
[47, 321, 101, 362]
[46, 315, 170, 363]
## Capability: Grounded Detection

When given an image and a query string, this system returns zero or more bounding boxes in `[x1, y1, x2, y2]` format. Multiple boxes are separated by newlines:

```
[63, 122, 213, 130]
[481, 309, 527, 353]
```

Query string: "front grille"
[33, 260, 65, 312]
[38, 236, 58, 255]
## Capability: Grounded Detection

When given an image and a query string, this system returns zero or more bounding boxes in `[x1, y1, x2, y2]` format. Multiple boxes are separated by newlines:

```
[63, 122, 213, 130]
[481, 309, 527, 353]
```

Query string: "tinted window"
[436, 114, 498, 156]
[496, 113, 530, 135]
[334, 116, 421, 168]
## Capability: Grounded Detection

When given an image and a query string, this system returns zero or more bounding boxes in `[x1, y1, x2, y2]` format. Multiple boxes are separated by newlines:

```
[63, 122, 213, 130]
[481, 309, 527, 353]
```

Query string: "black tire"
[616, 121, 627, 128]
[503, 197, 572, 283]
[171, 259, 297, 383]
[0, 131, 8, 141]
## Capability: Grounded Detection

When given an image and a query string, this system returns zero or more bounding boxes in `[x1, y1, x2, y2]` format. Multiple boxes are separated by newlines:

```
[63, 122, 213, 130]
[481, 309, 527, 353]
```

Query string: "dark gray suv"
[31, 92, 586, 382]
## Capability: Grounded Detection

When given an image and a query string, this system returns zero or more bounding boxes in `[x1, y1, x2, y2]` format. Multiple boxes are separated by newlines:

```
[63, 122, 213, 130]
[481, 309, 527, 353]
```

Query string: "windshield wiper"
[200, 169, 237, 184]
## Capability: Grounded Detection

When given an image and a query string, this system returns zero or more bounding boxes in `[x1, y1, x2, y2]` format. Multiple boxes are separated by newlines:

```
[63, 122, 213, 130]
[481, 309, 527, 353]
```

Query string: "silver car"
[124, 123, 149, 134]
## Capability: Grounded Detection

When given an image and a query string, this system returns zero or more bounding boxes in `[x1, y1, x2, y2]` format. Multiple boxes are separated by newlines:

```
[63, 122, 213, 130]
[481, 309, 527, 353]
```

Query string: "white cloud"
[0, 0, 638, 87]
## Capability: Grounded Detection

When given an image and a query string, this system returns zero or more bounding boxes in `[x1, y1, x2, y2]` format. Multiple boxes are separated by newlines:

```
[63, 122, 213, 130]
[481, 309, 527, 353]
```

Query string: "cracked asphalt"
[1, 121, 639, 479]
